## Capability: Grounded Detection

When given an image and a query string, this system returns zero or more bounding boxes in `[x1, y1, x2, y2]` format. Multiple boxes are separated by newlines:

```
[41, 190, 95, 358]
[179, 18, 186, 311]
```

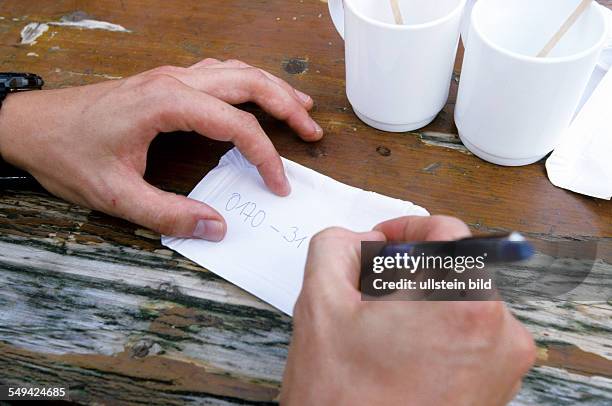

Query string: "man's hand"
[0, 58, 322, 241]
[282, 216, 536, 405]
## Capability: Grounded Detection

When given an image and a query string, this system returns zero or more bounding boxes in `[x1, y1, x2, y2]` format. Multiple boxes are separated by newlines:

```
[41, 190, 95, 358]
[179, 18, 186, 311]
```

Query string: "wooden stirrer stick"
[537, 0, 592, 57]
[390, 0, 404, 25]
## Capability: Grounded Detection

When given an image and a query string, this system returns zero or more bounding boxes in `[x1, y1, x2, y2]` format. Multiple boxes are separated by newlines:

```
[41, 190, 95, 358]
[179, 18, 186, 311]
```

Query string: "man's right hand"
[281, 215, 536, 405]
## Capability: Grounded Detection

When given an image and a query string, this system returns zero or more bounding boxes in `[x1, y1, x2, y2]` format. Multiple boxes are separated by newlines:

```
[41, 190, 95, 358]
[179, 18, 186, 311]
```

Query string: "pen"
[379, 232, 534, 264]
[0, 168, 37, 189]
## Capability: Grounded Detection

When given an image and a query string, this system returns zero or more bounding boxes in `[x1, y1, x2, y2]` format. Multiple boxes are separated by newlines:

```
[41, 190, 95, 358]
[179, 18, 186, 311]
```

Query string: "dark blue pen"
[0, 173, 37, 189]
[380, 232, 534, 264]
[0, 161, 37, 189]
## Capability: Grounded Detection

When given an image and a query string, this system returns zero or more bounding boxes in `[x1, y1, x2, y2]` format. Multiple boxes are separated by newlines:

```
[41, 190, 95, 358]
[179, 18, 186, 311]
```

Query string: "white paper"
[546, 67, 612, 200]
[576, 6, 612, 113]
[162, 148, 428, 315]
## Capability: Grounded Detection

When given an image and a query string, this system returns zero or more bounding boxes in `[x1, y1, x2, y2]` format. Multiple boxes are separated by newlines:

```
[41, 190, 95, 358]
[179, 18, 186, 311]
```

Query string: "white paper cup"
[455, 0, 609, 166]
[328, 0, 466, 132]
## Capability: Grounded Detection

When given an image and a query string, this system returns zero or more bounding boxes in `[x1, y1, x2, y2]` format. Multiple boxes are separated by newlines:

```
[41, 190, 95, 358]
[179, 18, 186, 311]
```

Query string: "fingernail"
[295, 89, 312, 104]
[312, 120, 323, 137]
[193, 219, 225, 242]
[281, 173, 292, 196]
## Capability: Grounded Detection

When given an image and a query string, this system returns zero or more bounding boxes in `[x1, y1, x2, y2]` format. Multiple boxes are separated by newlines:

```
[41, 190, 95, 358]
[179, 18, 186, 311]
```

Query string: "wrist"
[0, 72, 44, 167]
[0, 92, 30, 169]
[281, 341, 347, 405]
[280, 374, 342, 406]
[0, 91, 8, 159]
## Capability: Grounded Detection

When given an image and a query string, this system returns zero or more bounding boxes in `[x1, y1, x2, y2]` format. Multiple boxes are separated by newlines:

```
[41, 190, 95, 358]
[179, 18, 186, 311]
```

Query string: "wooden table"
[0, 0, 610, 404]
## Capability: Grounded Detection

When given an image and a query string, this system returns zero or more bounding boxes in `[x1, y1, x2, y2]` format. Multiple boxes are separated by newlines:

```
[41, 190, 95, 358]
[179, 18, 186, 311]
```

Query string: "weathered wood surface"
[0, 0, 610, 404]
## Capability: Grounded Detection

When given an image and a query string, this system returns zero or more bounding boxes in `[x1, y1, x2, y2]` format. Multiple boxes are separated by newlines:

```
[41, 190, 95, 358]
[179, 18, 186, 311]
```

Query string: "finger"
[146, 76, 291, 196]
[152, 66, 322, 141]
[195, 59, 314, 110]
[198, 67, 321, 140]
[374, 215, 471, 242]
[304, 228, 386, 293]
[108, 172, 227, 241]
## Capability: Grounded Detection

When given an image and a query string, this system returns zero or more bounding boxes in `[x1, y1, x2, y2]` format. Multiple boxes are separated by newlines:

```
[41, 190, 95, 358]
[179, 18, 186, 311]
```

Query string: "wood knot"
[376, 146, 391, 157]
[308, 144, 327, 158]
[282, 58, 309, 75]
[129, 339, 162, 358]
[157, 281, 181, 295]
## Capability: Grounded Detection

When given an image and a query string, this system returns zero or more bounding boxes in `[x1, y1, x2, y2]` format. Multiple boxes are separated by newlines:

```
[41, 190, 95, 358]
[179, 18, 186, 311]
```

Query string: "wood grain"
[0, 1, 611, 404]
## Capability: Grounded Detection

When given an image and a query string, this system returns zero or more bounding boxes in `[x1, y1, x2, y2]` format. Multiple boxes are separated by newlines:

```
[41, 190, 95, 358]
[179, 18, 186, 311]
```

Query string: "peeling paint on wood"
[422, 162, 441, 174]
[20, 22, 49, 45]
[20, 14, 130, 45]
[417, 131, 472, 154]
[49, 19, 131, 33]
[538, 343, 612, 378]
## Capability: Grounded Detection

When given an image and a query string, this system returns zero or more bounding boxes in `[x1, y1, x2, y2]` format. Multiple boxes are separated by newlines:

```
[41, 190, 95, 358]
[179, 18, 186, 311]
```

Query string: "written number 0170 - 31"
[224, 193, 308, 248]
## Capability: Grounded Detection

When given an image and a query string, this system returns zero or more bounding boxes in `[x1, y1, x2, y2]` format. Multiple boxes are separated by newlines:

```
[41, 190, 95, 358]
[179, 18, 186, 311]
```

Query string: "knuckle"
[140, 74, 182, 108]
[430, 215, 467, 228]
[149, 65, 182, 76]
[239, 111, 261, 130]
[143, 73, 180, 93]
[226, 58, 247, 66]
[454, 301, 505, 331]
[425, 215, 471, 240]
[202, 57, 219, 64]
[149, 203, 181, 236]
[245, 67, 267, 82]
[311, 227, 352, 245]
[308, 227, 358, 258]
[512, 328, 537, 372]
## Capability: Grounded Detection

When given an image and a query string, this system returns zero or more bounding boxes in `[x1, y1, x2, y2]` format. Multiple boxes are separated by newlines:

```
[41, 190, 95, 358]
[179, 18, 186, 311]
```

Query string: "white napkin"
[545, 5, 612, 199]
[162, 148, 428, 315]
[546, 67, 612, 200]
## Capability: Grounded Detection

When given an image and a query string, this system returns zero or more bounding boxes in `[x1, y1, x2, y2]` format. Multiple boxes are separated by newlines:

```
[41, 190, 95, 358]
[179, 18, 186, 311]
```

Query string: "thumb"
[304, 228, 386, 293]
[111, 176, 226, 241]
